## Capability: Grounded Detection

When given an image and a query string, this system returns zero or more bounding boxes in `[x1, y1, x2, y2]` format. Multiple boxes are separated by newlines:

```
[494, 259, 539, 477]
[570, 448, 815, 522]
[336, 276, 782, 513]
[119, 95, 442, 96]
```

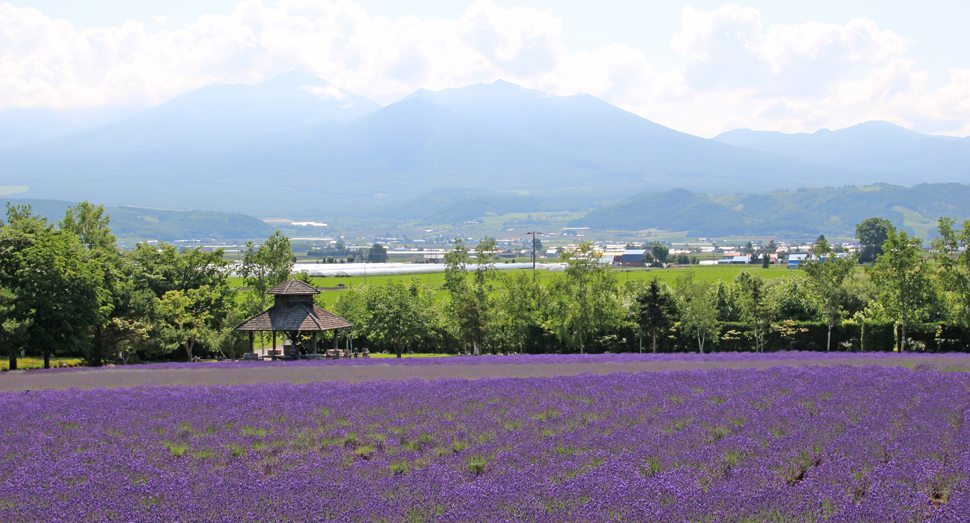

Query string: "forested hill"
[574, 183, 970, 239]
[2, 198, 273, 242]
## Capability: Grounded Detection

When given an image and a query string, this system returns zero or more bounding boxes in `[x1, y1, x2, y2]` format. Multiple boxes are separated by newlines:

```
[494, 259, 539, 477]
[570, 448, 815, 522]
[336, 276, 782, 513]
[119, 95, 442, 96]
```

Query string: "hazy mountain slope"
[0, 108, 85, 150]
[0, 72, 383, 213]
[408, 81, 862, 189]
[714, 122, 970, 183]
[3, 71, 380, 161]
[3, 198, 272, 241]
[3, 76, 958, 219]
[215, 98, 619, 201]
[376, 188, 588, 224]
[577, 183, 970, 239]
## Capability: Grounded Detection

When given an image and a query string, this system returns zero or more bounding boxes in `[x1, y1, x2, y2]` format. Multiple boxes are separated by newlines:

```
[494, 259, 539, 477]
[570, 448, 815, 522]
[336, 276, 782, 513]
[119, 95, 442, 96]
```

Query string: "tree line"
[2, 202, 969, 368]
[0, 203, 297, 369]
[334, 220, 970, 356]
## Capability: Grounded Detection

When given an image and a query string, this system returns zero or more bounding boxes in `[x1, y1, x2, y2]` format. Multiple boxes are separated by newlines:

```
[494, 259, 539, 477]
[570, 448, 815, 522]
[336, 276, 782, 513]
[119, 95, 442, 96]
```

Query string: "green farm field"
[230, 264, 809, 308]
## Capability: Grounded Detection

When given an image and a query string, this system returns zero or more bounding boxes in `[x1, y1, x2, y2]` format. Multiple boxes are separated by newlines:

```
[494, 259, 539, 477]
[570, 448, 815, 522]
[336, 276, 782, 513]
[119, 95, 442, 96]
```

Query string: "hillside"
[575, 183, 970, 239]
[1, 76, 887, 217]
[714, 122, 970, 184]
[2, 198, 273, 242]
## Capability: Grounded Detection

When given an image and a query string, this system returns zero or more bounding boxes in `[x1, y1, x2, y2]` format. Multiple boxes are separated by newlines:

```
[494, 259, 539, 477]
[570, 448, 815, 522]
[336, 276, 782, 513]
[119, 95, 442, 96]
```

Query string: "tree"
[0, 286, 29, 370]
[443, 237, 497, 354]
[364, 279, 437, 357]
[856, 217, 896, 264]
[60, 201, 125, 366]
[932, 217, 970, 335]
[241, 230, 293, 308]
[867, 229, 931, 352]
[627, 278, 675, 353]
[491, 270, 543, 354]
[0, 205, 103, 368]
[651, 243, 669, 264]
[710, 279, 743, 322]
[769, 275, 819, 322]
[128, 243, 229, 299]
[157, 285, 229, 362]
[675, 272, 718, 353]
[737, 272, 773, 352]
[368, 243, 388, 263]
[802, 237, 857, 352]
[332, 286, 369, 346]
[545, 242, 623, 354]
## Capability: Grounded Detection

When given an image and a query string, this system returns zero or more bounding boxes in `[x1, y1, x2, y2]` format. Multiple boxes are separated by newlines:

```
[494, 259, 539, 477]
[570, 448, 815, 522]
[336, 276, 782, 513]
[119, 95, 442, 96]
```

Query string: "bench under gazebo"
[234, 279, 353, 360]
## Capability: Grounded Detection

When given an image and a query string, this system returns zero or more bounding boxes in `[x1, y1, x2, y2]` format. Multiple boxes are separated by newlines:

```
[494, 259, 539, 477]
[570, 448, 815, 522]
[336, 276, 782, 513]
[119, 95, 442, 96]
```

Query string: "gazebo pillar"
[248, 332, 254, 353]
[272, 331, 277, 361]
[312, 332, 318, 354]
[334, 330, 339, 352]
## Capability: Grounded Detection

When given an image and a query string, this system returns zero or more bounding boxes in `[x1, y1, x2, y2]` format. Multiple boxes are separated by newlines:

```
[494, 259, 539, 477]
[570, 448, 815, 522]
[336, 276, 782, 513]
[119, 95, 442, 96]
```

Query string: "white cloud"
[152, 14, 167, 24]
[0, 1, 967, 137]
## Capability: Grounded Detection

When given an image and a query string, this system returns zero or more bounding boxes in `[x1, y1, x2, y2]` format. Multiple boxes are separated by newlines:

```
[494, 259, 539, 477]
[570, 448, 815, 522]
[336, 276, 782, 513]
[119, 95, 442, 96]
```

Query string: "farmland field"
[2, 355, 969, 521]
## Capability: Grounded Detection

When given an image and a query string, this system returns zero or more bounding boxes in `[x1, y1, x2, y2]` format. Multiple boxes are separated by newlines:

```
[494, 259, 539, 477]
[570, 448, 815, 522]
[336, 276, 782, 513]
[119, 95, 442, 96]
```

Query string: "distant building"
[788, 253, 808, 269]
[718, 255, 750, 265]
[615, 249, 647, 267]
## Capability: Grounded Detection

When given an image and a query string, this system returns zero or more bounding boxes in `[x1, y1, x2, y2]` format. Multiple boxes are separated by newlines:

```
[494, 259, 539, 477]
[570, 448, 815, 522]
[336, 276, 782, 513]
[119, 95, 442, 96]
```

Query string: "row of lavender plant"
[30, 350, 970, 373]
[1, 366, 968, 521]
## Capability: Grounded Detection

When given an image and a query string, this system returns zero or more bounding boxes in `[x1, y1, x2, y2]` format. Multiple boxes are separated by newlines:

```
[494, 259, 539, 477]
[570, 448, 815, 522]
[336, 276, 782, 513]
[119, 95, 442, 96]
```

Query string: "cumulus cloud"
[0, 0, 967, 137]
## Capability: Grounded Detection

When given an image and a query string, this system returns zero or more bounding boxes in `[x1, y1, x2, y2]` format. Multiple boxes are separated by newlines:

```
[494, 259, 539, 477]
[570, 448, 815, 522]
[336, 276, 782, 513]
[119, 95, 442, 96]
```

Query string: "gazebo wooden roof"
[233, 303, 351, 332]
[233, 279, 353, 359]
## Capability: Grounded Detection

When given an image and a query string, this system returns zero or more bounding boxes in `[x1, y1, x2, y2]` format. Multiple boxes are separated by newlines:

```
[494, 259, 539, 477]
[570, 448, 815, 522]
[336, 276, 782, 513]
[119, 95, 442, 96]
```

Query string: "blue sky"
[3, 0, 969, 136]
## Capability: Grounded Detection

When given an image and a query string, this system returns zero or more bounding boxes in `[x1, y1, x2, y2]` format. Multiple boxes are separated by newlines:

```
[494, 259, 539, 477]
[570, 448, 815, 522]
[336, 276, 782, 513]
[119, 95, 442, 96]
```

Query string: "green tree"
[157, 285, 229, 362]
[802, 237, 858, 352]
[127, 243, 229, 298]
[867, 229, 931, 352]
[492, 270, 544, 354]
[768, 275, 819, 322]
[364, 279, 437, 357]
[60, 201, 125, 366]
[736, 272, 773, 352]
[368, 243, 388, 263]
[0, 205, 104, 368]
[545, 242, 623, 354]
[626, 278, 675, 353]
[710, 279, 743, 322]
[332, 286, 369, 344]
[856, 217, 896, 264]
[443, 237, 497, 354]
[241, 230, 293, 308]
[932, 217, 970, 335]
[675, 271, 718, 353]
[0, 286, 30, 370]
[651, 243, 670, 264]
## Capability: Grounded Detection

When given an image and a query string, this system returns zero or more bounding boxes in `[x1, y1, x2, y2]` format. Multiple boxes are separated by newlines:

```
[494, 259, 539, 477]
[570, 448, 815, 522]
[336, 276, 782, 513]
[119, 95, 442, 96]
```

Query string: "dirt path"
[3, 356, 968, 392]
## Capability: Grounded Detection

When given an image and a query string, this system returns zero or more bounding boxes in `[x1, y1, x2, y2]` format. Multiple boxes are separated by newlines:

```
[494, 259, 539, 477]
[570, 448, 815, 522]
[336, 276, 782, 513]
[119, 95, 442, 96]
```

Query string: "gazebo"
[234, 279, 353, 359]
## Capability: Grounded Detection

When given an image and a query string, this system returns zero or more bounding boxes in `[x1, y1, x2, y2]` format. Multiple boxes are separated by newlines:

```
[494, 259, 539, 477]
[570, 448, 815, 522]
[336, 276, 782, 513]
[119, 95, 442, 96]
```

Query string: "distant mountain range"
[2, 198, 273, 242]
[714, 122, 970, 183]
[575, 183, 970, 239]
[1, 71, 968, 221]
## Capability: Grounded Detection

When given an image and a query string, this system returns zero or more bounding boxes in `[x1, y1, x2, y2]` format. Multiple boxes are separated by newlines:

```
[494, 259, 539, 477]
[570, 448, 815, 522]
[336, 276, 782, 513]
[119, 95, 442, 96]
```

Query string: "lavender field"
[2, 365, 969, 522]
